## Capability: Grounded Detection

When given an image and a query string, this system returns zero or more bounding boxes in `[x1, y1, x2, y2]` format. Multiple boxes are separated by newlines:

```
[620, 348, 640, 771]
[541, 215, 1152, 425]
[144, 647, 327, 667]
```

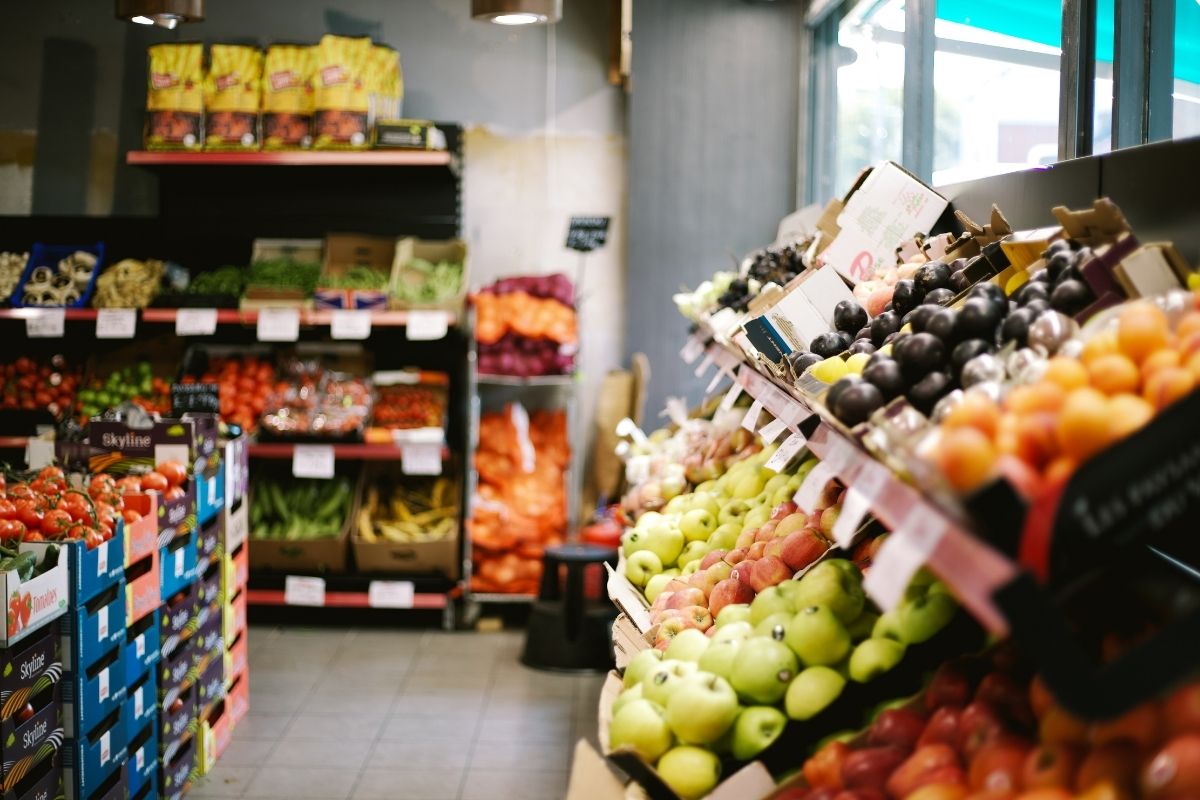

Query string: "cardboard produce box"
[0, 545, 69, 647]
[352, 466, 458, 579]
[314, 233, 394, 310]
[247, 469, 360, 574]
[390, 237, 468, 312]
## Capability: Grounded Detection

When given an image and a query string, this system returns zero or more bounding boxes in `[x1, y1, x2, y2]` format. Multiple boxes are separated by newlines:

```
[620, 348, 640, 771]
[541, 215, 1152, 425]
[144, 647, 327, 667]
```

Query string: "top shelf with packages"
[125, 150, 455, 168]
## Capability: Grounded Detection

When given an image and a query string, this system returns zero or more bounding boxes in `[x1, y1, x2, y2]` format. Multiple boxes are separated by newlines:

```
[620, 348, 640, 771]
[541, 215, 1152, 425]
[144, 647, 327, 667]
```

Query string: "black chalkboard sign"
[565, 216, 610, 253]
[171, 383, 220, 416]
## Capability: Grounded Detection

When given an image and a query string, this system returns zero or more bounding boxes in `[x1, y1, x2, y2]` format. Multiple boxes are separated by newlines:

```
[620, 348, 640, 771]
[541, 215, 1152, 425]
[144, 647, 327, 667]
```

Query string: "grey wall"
[625, 0, 801, 418]
[0, 0, 622, 214]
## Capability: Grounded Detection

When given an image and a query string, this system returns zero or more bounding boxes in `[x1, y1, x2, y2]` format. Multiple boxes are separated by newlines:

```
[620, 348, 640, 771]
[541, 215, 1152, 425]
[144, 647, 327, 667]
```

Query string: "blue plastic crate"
[127, 721, 157, 800]
[196, 464, 225, 528]
[63, 640, 125, 738]
[124, 610, 160, 687]
[61, 579, 126, 675]
[56, 527, 125, 606]
[159, 533, 198, 603]
[63, 702, 125, 800]
[125, 669, 156, 746]
[13, 242, 104, 308]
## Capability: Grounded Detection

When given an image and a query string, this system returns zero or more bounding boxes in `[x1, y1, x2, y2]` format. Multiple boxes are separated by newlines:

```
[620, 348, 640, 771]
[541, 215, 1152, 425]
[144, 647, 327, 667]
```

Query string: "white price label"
[854, 462, 892, 502]
[175, 308, 217, 336]
[863, 505, 949, 610]
[135, 633, 146, 658]
[284, 575, 326, 607]
[759, 417, 789, 444]
[96, 541, 108, 577]
[292, 445, 336, 479]
[100, 730, 111, 765]
[330, 309, 372, 340]
[765, 432, 807, 473]
[406, 310, 448, 341]
[706, 367, 731, 395]
[680, 336, 705, 364]
[24, 439, 54, 470]
[693, 353, 714, 378]
[136, 748, 145, 771]
[174, 547, 184, 578]
[97, 605, 108, 640]
[832, 487, 871, 548]
[25, 309, 64, 338]
[741, 399, 764, 432]
[794, 461, 836, 513]
[402, 443, 442, 476]
[95, 308, 136, 339]
[719, 382, 742, 412]
[134, 685, 144, 718]
[256, 308, 300, 342]
[663, 397, 689, 426]
[98, 667, 110, 702]
[367, 580, 415, 608]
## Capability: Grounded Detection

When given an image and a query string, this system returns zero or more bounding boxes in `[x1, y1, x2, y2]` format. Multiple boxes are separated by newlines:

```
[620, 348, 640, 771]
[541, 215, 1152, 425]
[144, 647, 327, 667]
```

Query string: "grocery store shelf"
[245, 588, 448, 609]
[126, 150, 454, 167]
[469, 592, 537, 604]
[0, 308, 98, 320]
[0, 437, 28, 448]
[140, 308, 458, 328]
[248, 442, 451, 461]
[476, 374, 576, 387]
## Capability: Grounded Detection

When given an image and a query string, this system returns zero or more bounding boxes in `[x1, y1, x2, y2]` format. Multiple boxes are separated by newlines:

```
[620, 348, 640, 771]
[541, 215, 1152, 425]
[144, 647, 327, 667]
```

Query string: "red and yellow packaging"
[312, 34, 372, 149]
[367, 44, 404, 127]
[262, 44, 316, 150]
[204, 45, 263, 151]
[145, 43, 204, 151]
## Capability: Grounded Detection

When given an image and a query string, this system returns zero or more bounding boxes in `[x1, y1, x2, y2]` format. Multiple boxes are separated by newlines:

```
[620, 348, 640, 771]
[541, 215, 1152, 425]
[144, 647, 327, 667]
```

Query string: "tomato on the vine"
[156, 461, 187, 489]
[121, 508, 142, 524]
[41, 509, 73, 538]
[164, 485, 186, 502]
[140, 472, 168, 493]
[7, 484, 33, 502]
[84, 529, 105, 550]
[23, 531, 44, 543]
[0, 500, 15, 520]
[14, 501, 43, 529]
[59, 495, 90, 523]
[0, 520, 25, 541]
[116, 476, 143, 495]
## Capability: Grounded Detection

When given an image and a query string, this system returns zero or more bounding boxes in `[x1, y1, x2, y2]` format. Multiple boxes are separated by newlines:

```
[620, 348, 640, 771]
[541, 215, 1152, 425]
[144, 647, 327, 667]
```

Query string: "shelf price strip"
[175, 308, 218, 336]
[25, 309, 65, 338]
[284, 575, 326, 607]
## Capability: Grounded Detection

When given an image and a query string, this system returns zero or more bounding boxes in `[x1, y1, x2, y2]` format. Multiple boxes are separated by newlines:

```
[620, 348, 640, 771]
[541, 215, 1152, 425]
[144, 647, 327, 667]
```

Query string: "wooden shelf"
[126, 150, 454, 167]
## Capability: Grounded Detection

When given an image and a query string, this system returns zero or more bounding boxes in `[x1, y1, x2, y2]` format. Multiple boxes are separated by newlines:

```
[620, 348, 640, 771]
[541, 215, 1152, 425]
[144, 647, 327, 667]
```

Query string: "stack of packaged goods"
[119, 486, 161, 800]
[0, 624, 67, 800]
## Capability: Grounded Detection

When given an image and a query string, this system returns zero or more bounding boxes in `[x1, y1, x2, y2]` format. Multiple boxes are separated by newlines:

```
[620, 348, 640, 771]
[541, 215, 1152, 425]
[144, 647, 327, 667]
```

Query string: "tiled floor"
[191, 625, 606, 800]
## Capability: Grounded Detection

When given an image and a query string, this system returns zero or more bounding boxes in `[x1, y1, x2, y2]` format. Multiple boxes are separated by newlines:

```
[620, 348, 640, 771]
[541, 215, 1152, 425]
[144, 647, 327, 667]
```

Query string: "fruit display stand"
[0, 621, 66, 800]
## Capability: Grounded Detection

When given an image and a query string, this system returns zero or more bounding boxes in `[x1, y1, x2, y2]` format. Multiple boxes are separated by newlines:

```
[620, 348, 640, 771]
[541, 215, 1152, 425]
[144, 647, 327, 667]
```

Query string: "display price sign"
[96, 308, 136, 339]
[330, 309, 372, 340]
[565, 216, 610, 253]
[257, 308, 300, 341]
[292, 445, 336, 479]
[25, 309, 64, 338]
[406, 310, 448, 341]
[402, 442, 442, 476]
[284, 575, 326, 607]
[368, 581, 415, 609]
[176, 308, 218, 336]
[171, 383, 220, 416]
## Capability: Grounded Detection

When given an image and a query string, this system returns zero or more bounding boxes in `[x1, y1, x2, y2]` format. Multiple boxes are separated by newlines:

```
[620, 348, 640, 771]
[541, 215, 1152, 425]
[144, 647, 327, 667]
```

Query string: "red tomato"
[41, 509, 73, 538]
[0, 520, 25, 541]
[59, 495, 90, 523]
[14, 501, 43, 529]
[116, 476, 143, 494]
[140, 472, 169, 492]
[37, 466, 65, 483]
[84, 529, 105, 550]
[121, 508, 142, 524]
[156, 461, 187, 488]
[22, 531, 43, 543]
[6, 484, 34, 501]
[0, 500, 15, 520]
[164, 486, 186, 502]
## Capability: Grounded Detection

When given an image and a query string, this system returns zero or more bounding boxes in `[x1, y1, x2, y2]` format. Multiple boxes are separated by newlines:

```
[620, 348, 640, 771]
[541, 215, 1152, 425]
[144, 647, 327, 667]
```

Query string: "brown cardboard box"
[247, 471, 360, 574]
[315, 233, 395, 310]
[390, 237, 469, 311]
[351, 464, 460, 579]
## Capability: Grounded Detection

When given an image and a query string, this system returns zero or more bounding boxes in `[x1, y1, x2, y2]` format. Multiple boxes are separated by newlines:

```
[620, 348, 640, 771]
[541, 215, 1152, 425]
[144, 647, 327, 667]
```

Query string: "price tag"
[832, 487, 871, 548]
[765, 432, 807, 472]
[759, 417, 789, 444]
[368, 580, 415, 608]
[693, 353, 714, 378]
[175, 304, 218, 333]
[680, 336, 706, 364]
[24, 438, 54, 470]
[135, 633, 146, 658]
[96, 308, 136, 338]
[406, 310, 448, 341]
[330, 309, 372, 340]
[173, 547, 184, 578]
[777, 399, 813, 430]
[97, 605, 109, 640]
[256, 308, 300, 342]
[176, 308, 218, 336]
[25, 309, 64, 338]
[136, 748, 145, 771]
[719, 383, 743, 412]
[284, 575, 326, 607]
[100, 730, 111, 766]
[96, 541, 108, 577]
[794, 461, 836, 512]
[863, 504, 950, 610]
[402, 443, 442, 476]
[706, 367, 732, 395]
[98, 668, 110, 702]
[292, 445, 336, 479]
[741, 399, 764, 432]
[854, 462, 892, 502]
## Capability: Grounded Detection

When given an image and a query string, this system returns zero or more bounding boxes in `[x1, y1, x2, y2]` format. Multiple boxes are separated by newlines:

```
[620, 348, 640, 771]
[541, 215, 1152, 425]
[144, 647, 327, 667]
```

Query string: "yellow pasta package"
[312, 34, 372, 149]
[204, 44, 263, 150]
[262, 44, 316, 150]
[367, 45, 404, 125]
[145, 43, 204, 151]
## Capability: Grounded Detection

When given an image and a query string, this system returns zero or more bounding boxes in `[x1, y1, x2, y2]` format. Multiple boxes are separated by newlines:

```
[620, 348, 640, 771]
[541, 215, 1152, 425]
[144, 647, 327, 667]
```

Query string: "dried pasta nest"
[93, 258, 166, 309]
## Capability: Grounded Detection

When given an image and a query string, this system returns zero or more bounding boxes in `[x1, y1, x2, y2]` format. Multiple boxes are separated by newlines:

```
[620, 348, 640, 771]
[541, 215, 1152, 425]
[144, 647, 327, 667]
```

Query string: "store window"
[931, 0, 1062, 184]
[834, 0, 905, 193]
[1094, 0, 1115, 154]
[1175, 0, 1200, 139]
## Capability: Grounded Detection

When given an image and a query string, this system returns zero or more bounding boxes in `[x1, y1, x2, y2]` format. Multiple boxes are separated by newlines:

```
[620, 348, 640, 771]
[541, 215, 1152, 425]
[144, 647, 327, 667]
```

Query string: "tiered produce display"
[592, 161, 1200, 800]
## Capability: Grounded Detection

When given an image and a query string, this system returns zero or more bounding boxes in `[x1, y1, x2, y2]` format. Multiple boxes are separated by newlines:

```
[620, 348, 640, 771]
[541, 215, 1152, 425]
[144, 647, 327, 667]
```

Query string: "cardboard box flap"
[321, 233, 395, 281]
[1052, 198, 1132, 245]
[606, 564, 651, 633]
[566, 740, 639, 800]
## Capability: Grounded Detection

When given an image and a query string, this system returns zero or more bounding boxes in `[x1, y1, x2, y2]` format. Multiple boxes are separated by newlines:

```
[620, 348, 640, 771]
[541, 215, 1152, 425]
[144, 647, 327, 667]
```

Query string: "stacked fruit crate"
[123, 494, 161, 800]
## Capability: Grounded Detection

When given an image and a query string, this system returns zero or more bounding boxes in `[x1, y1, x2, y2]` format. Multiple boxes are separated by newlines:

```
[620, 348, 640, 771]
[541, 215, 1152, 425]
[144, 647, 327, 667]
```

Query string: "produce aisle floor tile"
[192, 625, 606, 800]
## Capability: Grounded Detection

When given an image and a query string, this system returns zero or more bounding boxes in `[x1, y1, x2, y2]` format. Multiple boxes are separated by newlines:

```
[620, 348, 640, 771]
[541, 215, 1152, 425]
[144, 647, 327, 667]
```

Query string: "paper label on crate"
[100, 730, 111, 766]
[292, 445, 336, 479]
[96, 308, 136, 339]
[794, 461, 836, 512]
[368, 580, 414, 609]
[98, 667, 110, 702]
[406, 310, 449, 341]
[25, 309, 64, 338]
[256, 308, 300, 342]
[134, 685, 144, 718]
[284, 575, 326, 607]
[136, 748, 145, 771]
[740, 399, 764, 432]
[853, 461, 892, 502]
[24, 438, 54, 470]
[766, 432, 807, 473]
[719, 382, 742, 412]
[135, 633, 145, 658]
[693, 353, 714, 378]
[174, 547, 184, 578]
[680, 335, 706, 364]
[705, 366, 731, 395]
[175, 308, 218, 336]
[759, 417, 789, 444]
[401, 443, 442, 476]
[97, 605, 108, 640]
[833, 487, 870, 548]
[863, 504, 949, 610]
[96, 540, 108, 576]
[330, 309, 372, 340]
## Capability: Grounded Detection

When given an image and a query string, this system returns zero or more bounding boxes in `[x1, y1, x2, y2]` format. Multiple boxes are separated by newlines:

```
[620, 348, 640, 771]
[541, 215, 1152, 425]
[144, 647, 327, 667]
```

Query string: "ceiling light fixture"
[471, 0, 561, 25]
[115, 0, 204, 29]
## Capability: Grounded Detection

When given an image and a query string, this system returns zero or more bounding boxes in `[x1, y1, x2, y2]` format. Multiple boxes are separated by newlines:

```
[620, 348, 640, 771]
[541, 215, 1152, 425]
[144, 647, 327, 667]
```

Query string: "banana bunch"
[358, 477, 458, 543]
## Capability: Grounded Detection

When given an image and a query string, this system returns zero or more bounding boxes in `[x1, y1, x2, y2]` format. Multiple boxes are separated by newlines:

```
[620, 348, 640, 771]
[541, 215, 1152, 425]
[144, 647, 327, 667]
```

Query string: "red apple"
[1076, 742, 1140, 795]
[749, 556, 792, 592]
[841, 747, 908, 793]
[771, 501, 799, 520]
[747, 541, 768, 560]
[1142, 733, 1200, 799]
[1164, 682, 1200, 737]
[869, 708, 928, 750]
[700, 550, 728, 570]
[1090, 702, 1162, 751]
[1022, 744, 1081, 790]
[975, 673, 1035, 729]
[708, 578, 755, 617]
[649, 591, 674, 620]
[764, 538, 787, 561]
[654, 614, 698, 647]
[665, 587, 707, 610]
[852, 534, 887, 567]
[885, 744, 963, 798]
[820, 505, 841, 537]
[754, 521, 780, 543]
[724, 547, 748, 565]
[677, 604, 713, 630]
[968, 739, 1032, 794]
[813, 481, 842, 511]
[804, 740, 850, 790]
[781, 530, 831, 572]
[736, 528, 758, 549]
[919, 707, 963, 749]
[958, 702, 1005, 760]
[926, 661, 973, 711]
[731, 559, 757, 585]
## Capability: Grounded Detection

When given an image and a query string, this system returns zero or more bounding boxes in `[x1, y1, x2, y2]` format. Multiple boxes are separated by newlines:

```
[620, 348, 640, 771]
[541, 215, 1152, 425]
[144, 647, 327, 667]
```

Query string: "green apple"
[642, 661, 698, 706]
[694, 480, 718, 495]
[769, 484, 795, 507]
[635, 511, 666, 530]
[792, 458, 818, 485]
[749, 585, 796, 626]
[664, 628, 710, 662]
[871, 609, 904, 641]
[657, 746, 721, 800]
[622, 529, 647, 557]
[776, 579, 805, 607]
[730, 705, 787, 761]
[663, 495, 690, 514]
[715, 604, 752, 628]
[742, 505, 772, 531]
[612, 683, 644, 716]
[846, 610, 881, 641]
[763, 473, 789, 495]
[774, 513, 809, 539]
[707, 523, 740, 551]
[848, 637, 906, 683]
[680, 560, 701, 577]
[730, 638, 798, 705]
[712, 620, 752, 644]
[609, 698, 674, 763]
[753, 612, 794, 642]
[641, 523, 685, 567]
[623, 648, 663, 688]
[784, 604, 851, 666]
[686, 492, 722, 518]
[785, 665, 846, 720]
[793, 561, 865, 623]
[666, 672, 739, 744]
[661, 475, 687, 502]
[678, 540, 711, 568]
[718, 500, 751, 526]
[697, 639, 741, 680]
[928, 579, 953, 597]
[897, 591, 956, 644]
[679, 508, 718, 544]
[644, 573, 675, 604]
[624, 550, 664, 588]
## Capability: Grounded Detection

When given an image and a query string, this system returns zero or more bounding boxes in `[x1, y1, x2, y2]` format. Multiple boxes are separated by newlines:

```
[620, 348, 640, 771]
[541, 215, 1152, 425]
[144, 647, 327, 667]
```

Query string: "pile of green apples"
[608, 561, 959, 800]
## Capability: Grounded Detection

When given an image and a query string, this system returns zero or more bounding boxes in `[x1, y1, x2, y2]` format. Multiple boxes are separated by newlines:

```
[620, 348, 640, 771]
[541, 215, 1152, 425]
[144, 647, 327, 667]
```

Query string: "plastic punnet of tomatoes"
[260, 365, 372, 442]
[0, 354, 82, 430]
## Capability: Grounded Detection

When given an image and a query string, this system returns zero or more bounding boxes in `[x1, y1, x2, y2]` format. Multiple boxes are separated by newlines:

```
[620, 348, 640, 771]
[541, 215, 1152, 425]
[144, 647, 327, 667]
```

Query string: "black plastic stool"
[520, 543, 619, 673]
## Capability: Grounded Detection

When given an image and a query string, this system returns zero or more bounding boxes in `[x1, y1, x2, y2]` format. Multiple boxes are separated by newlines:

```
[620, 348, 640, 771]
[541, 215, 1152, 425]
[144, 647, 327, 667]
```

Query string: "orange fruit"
[936, 426, 998, 493]
[1116, 302, 1170, 363]
[1013, 412, 1060, 468]
[1087, 354, 1140, 395]
[1005, 382, 1066, 415]
[1081, 331, 1119, 366]
[943, 392, 1002, 439]
[1143, 367, 1194, 410]
[1056, 388, 1117, 462]
[1043, 357, 1090, 391]
[1140, 349, 1181, 383]
[1107, 394, 1155, 439]
[1042, 456, 1077, 485]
